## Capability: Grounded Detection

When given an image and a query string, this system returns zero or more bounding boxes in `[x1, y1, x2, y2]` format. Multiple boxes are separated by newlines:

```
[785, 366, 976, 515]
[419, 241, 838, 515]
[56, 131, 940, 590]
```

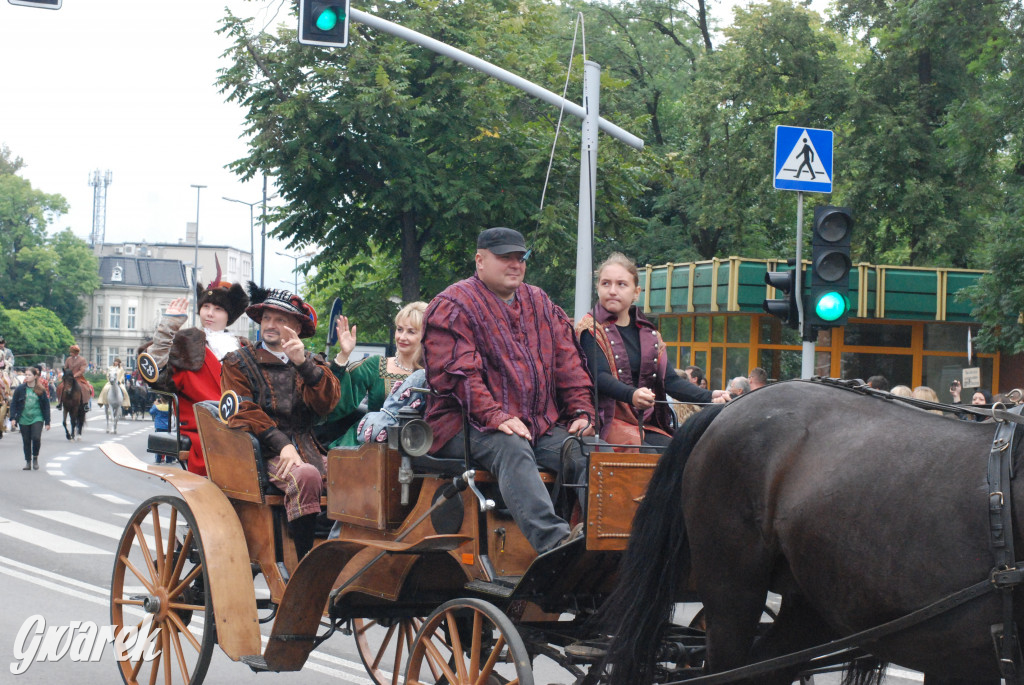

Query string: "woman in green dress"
[325, 301, 428, 447]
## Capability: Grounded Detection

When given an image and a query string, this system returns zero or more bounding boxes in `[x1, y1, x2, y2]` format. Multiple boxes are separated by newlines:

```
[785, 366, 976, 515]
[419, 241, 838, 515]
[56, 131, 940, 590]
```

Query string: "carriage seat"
[193, 401, 291, 505]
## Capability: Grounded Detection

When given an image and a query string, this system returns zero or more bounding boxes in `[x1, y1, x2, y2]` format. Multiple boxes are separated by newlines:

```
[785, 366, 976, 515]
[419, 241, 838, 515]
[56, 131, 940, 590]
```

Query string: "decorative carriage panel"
[327, 444, 412, 530]
[194, 401, 265, 503]
[586, 451, 660, 551]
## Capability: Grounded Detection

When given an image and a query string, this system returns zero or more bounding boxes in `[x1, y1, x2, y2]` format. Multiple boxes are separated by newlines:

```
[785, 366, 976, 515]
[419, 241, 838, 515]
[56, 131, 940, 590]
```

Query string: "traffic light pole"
[348, 8, 644, 320]
[796, 191, 815, 379]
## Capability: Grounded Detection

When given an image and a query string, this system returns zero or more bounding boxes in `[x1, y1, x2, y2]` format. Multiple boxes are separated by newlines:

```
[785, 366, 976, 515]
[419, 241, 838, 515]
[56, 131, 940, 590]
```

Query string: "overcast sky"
[0, 0, 773, 298]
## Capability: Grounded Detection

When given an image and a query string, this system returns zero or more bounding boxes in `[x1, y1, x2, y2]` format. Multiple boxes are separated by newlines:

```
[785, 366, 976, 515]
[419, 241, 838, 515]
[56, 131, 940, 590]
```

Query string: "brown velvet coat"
[220, 346, 340, 470]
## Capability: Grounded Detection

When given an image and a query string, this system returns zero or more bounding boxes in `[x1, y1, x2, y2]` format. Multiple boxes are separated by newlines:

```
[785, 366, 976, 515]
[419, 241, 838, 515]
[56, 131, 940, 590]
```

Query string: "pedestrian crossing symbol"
[774, 126, 833, 193]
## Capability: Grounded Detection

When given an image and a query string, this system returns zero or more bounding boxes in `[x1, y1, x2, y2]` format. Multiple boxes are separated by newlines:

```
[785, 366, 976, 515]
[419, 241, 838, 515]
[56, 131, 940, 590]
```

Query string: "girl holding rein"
[576, 252, 729, 450]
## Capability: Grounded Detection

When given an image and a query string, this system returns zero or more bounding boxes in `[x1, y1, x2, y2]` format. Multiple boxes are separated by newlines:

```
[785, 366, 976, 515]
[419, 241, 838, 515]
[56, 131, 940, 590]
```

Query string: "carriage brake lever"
[463, 470, 495, 512]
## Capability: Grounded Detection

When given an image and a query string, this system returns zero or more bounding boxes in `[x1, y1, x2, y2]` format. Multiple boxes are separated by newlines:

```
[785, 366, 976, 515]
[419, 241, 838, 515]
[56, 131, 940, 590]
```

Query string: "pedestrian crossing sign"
[774, 126, 833, 193]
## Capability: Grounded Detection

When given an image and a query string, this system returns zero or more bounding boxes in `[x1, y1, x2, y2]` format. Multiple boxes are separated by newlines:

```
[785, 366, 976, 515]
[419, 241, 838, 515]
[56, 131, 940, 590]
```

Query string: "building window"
[97, 305, 103, 328]
[229, 255, 239, 274]
[110, 306, 121, 329]
[127, 306, 136, 329]
[96, 348, 103, 367]
[108, 348, 119, 366]
[112, 265, 123, 282]
[242, 258, 252, 279]
[126, 349, 136, 369]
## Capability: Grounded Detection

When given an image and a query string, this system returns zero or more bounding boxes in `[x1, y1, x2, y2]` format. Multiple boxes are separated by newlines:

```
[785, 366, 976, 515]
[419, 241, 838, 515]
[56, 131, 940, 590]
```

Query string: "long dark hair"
[26, 366, 46, 397]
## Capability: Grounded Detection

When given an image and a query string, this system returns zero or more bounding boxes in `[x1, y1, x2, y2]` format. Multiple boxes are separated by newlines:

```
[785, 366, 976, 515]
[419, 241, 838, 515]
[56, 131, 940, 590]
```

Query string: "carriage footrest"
[240, 655, 276, 672]
[464, 577, 519, 598]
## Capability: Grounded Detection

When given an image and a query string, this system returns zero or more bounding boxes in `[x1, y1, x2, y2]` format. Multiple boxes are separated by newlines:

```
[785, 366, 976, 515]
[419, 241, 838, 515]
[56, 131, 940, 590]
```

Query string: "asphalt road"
[0, 410, 923, 685]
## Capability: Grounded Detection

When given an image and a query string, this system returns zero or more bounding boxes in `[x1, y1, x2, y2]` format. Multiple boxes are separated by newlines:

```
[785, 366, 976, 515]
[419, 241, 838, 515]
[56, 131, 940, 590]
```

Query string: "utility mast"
[89, 169, 113, 251]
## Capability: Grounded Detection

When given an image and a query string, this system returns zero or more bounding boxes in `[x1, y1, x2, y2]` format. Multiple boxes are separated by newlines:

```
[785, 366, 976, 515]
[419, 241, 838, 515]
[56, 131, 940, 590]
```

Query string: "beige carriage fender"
[100, 443, 262, 660]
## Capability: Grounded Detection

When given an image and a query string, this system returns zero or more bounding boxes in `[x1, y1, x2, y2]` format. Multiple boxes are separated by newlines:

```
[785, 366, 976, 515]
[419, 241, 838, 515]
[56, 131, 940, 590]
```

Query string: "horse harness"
[671, 378, 1024, 685]
[826, 377, 1024, 682]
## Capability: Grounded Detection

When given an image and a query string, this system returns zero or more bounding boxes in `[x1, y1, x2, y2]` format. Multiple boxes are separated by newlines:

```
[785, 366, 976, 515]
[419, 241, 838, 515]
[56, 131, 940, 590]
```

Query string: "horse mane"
[596, 403, 726, 685]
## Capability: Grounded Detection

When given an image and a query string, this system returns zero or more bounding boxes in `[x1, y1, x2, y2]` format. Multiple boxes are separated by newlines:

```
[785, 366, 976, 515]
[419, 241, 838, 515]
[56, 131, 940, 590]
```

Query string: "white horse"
[103, 367, 124, 434]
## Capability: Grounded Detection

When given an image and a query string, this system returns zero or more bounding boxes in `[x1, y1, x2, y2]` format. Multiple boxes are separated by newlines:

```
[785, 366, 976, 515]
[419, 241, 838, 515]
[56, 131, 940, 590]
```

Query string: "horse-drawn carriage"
[101, 391, 675, 685]
[101, 379, 1024, 685]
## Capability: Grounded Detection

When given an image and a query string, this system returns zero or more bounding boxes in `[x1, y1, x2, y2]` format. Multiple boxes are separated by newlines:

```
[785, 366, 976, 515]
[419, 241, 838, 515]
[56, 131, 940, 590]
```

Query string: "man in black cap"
[422, 227, 596, 554]
[221, 284, 340, 560]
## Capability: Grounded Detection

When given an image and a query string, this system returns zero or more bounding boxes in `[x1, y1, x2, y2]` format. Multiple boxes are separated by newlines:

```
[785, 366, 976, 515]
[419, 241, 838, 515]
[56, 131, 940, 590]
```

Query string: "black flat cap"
[477, 227, 527, 255]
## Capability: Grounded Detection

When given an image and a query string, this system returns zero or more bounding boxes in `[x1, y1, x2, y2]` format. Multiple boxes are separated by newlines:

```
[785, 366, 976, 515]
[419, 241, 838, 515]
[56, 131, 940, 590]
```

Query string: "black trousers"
[19, 422, 43, 460]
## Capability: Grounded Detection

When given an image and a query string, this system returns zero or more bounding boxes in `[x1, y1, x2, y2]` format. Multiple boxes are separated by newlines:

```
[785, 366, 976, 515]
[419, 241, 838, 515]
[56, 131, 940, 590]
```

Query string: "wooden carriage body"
[101, 399, 662, 683]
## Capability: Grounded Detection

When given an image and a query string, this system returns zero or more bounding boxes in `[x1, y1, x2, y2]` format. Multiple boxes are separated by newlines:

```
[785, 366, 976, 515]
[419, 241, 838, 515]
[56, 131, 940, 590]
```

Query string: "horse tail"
[598, 403, 726, 685]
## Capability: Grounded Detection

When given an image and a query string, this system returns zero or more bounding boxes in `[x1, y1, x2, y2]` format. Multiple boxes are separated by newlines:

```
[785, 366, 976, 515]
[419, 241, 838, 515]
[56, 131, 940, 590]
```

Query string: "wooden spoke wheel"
[110, 495, 215, 685]
[406, 598, 533, 685]
[354, 616, 427, 685]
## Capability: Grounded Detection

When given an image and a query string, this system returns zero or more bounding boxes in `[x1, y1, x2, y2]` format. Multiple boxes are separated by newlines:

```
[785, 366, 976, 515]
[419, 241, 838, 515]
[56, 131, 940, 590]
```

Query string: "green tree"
[831, 0, 1013, 267]
[0, 152, 100, 330]
[218, 0, 646, 312]
[0, 305, 75, 366]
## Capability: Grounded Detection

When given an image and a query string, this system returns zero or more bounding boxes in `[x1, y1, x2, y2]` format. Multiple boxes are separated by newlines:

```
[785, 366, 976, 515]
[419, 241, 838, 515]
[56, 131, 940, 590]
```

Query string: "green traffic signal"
[315, 7, 339, 31]
[814, 291, 848, 322]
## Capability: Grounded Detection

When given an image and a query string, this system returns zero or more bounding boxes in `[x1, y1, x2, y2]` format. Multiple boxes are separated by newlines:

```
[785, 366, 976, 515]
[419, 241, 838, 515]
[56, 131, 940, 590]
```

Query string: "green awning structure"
[640, 258, 984, 323]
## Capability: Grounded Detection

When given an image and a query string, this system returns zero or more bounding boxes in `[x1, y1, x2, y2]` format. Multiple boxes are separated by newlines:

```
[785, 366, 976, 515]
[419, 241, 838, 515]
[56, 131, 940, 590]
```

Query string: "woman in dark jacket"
[11, 366, 51, 470]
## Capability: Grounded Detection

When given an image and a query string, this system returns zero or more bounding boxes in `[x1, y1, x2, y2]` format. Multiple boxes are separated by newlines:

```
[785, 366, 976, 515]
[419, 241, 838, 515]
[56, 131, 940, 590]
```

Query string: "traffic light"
[298, 0, 351, 47]
[763, 259, 802, 329]
[8, 0, 62, 8]
[805, 205, 853, 338]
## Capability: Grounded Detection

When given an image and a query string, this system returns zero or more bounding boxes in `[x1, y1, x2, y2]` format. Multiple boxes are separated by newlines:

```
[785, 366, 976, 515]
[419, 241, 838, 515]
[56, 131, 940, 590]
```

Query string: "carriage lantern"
[387, 404, 433, 505]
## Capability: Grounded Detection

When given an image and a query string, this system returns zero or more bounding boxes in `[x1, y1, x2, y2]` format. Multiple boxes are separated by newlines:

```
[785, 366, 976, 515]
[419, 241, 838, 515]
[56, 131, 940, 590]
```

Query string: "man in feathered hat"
[143, 257, 250, 475]
[220, 283, 340, 560]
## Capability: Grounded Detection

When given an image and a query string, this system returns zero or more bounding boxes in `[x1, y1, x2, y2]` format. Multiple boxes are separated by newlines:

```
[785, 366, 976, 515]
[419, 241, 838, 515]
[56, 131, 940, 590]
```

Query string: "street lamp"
[224, 189, 280, 286]
[276, 251, 312, 294]
[190, 184, 207, 326]
[222, 196, 259, 282]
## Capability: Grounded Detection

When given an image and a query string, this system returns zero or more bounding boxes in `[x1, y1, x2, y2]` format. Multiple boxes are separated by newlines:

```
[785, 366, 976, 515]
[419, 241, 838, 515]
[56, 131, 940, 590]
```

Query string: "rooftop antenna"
[89, 169, 113, 251]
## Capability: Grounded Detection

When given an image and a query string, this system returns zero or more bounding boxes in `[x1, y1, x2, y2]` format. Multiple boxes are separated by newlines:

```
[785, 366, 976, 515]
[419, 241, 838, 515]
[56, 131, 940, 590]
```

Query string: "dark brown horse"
[600, 381, 1019, 685]
[60, 372, 87, 441]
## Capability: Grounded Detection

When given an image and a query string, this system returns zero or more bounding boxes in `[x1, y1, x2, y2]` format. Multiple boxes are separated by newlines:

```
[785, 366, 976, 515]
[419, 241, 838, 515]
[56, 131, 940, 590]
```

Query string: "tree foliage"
[217, 0, 1024, 351]
[0, 305, 76, 367]
[218, 0, 647, 315]
[0, 147, 101, 330]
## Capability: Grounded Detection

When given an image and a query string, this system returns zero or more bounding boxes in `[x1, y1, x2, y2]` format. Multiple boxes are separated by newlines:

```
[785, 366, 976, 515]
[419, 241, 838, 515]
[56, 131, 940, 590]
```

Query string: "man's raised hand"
[280, 326, 307, 366]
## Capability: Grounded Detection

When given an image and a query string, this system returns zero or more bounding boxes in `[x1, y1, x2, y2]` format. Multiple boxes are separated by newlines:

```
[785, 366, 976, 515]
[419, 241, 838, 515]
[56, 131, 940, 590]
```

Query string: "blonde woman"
[325, 302, 428, 447]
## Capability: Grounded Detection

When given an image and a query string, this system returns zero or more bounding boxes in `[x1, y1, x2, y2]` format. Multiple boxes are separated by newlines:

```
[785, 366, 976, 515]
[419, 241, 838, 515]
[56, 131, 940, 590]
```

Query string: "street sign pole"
[795, 191, 816, 379]
[775, 126, 834, 378]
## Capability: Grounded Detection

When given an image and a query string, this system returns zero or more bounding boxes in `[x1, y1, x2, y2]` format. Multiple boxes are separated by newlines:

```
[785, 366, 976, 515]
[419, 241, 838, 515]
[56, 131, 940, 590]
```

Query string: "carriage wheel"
[354, 616, 427, 685]
[110, 495, 215, 685]
[405, 598, 534, 685]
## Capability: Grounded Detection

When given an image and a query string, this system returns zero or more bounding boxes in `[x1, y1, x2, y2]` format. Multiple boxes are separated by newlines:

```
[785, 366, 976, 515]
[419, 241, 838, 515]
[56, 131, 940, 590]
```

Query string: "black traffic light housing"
[763, 259, 802, 330]
[299, 0, 351, 47]
[804, 205, 853, 339]
[8, 0, 62, 8]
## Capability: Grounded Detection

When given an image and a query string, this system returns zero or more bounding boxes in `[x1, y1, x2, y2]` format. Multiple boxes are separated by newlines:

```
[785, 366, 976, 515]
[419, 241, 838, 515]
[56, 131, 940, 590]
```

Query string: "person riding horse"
[61, 344, 94, 410]
[98, 358, 130, 411]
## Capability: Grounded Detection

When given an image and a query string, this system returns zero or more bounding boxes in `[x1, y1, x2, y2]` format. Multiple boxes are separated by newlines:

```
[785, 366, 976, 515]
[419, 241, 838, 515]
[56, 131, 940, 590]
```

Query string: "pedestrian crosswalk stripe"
[0, 517, 111, 554]
[60, 479, 87, 487]
[94, 493, 132, 505]
[27, 510, 127, 540]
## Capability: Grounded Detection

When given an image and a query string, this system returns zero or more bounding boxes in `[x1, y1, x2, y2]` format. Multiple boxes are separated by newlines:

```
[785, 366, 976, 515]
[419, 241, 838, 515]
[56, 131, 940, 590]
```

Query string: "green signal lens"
[815, 291, 848, 322]
[315, 8, 339, 31]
